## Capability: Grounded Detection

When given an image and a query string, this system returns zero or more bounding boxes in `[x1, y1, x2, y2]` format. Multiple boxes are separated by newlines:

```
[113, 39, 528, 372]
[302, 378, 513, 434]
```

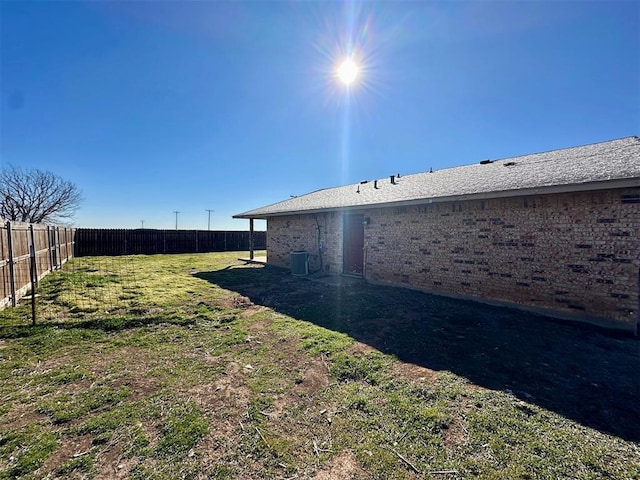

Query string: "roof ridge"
[376, 136, 640, 182]
[486, 135, 639, 164]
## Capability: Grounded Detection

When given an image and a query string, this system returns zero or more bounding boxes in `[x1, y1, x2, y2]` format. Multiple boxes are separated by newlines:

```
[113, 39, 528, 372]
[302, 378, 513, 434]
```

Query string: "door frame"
[342, 213, 365, 276]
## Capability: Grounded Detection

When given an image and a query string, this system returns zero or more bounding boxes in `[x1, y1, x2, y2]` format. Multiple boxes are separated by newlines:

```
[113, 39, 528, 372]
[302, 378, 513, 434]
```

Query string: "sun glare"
[337, 59, 359, 85]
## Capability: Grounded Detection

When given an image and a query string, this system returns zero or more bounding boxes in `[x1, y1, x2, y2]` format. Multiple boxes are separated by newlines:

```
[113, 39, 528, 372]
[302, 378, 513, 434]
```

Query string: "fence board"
[1, 221, 75, 309]
[74, 229, 266, 257]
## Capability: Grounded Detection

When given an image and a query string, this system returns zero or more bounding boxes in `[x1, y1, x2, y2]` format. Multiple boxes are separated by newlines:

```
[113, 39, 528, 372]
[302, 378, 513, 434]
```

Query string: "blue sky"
[1, 1, 638, 230]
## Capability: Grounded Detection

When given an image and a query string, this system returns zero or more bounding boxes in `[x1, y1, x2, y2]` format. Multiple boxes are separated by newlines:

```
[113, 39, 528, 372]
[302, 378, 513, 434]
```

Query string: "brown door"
[343, 214, 364, 275]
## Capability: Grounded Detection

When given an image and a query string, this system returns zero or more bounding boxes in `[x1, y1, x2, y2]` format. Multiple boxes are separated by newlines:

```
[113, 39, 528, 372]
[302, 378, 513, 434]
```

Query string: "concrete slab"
[305, 272, 363, 287]
[238, 256, 268, 265]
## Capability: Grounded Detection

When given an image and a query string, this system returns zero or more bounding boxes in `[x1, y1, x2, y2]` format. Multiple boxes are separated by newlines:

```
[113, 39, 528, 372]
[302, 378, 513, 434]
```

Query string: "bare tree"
[0, 166, 82, 224]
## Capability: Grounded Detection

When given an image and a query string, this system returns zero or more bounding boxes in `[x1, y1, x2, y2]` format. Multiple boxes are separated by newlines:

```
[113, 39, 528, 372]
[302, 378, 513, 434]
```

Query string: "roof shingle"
[234, 136, 640, 219]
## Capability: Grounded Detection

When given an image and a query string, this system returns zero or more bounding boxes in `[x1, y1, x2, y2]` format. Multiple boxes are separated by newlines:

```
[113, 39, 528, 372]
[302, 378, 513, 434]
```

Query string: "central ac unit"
[291, 251, 309, 276]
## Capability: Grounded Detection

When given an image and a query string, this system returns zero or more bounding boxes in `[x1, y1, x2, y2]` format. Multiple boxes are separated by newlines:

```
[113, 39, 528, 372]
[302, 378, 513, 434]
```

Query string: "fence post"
[29, 243, 37, 325]
[55, 227, 60, 269]
[29, 224, 39, 286]
[47, 226, 54, 272]
[6, 221, 17, 307]
[65, 228, 70, 262]
[52, 227, 57, 269]
[59, 227, 63, 268]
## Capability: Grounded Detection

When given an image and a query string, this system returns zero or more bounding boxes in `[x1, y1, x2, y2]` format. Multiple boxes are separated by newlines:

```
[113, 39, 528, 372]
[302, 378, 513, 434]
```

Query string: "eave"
[232, 177, 640, 220]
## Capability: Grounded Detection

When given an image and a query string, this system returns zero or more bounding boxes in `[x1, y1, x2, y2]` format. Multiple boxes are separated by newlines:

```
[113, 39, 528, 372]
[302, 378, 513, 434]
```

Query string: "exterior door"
[343, 214, 364, 275]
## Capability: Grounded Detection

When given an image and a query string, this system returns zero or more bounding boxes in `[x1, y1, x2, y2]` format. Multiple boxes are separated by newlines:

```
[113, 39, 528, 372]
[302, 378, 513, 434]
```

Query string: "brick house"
[234, 137, 640, 333]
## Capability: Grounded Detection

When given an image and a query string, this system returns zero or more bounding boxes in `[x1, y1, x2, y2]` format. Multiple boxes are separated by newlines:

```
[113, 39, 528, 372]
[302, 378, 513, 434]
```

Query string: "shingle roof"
[234, 136, 640, 219]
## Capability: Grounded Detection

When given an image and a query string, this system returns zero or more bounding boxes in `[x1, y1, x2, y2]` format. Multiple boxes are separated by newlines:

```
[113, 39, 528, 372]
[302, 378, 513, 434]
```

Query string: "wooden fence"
[1, 221, 75, 309]
[74, 229, 266, 257]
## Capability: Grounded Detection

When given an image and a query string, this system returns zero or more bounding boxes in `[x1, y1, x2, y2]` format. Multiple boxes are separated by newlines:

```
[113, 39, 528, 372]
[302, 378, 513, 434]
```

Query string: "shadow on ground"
[0, 315, 195, 339]
[195, 264, 640, 443]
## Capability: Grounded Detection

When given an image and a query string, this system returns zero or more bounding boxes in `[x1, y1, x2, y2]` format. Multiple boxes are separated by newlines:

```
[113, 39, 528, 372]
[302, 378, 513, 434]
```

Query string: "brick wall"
[267, 212, 343, 273]
[266, 187, 639, 332]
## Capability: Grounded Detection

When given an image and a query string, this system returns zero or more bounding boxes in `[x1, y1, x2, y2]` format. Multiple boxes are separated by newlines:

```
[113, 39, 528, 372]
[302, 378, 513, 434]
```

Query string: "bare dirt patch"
[114, 376, 159, 401]
[93, 441, 127, 480]
[88, 346, 146, 371]
[88, 346, 160, 399]
[294, 359, 330, 397]
[53, 378, 94, 396]
[344, 342, 377, 356]
[257, 331, 331, 419]
[40, 434, 93, 476]
[218, 294, 253, 310]
[392, 362, 439, 384]
[107, 457, 138, 480]
[241, 305, 271, 318]
[33, 354, 76, 372]
[245, 317, 273, 332]
[442, 415, 469, 448]
[311, 450, 372, 480]
[197, 362, 251, 414]
[1, 405, 49, 430]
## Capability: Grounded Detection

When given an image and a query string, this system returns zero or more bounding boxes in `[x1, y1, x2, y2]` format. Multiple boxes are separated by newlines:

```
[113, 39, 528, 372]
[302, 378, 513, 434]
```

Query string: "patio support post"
[249, 218, 254, 260]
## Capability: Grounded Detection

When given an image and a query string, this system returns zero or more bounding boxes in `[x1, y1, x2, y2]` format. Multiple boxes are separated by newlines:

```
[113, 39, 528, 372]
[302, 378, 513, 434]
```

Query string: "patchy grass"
[0, 424, 58, 478]
[0, 251, 638, 479]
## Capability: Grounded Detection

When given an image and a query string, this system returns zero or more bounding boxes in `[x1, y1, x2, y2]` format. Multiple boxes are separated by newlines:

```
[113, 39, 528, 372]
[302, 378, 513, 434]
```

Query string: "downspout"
[315, 214, 323, 273]
[362, 216, 368, 279]
[363, 239, 367, 280]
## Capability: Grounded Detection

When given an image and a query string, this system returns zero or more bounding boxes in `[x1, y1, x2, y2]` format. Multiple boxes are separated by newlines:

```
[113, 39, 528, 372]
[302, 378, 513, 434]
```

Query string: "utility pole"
[173, 211, 179, 230]
[205, 209, 214, 230]
[141, 220, 144, 229]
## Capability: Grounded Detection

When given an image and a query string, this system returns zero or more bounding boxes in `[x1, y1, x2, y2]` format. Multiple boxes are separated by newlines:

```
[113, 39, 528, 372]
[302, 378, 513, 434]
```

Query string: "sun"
[337, 58, 359, 85]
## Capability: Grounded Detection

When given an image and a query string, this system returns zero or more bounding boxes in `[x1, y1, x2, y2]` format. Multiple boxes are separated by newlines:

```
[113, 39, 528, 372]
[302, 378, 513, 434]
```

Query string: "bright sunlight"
[337, 58, 359, 85]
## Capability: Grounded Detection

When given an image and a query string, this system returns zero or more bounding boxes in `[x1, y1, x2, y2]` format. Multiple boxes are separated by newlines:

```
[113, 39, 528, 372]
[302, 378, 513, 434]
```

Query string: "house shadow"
[194, 264, 639, 442]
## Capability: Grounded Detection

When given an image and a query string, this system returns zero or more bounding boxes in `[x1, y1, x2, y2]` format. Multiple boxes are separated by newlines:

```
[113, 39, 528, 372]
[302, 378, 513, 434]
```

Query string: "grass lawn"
[0, 252, 638, 479]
